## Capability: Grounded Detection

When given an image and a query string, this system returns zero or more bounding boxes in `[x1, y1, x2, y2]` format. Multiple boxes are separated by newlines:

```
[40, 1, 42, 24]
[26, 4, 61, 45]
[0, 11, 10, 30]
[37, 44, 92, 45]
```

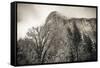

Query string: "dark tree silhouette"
[66, 27, 75, 61]
[17, 38, 36, 64]
[72, 22, 81, 61]
[83, 33, 96, 60]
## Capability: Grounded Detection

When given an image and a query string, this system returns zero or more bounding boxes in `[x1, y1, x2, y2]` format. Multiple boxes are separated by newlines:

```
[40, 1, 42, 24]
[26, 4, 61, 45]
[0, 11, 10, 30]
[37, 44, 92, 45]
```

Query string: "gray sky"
[17, 3, 96, 39]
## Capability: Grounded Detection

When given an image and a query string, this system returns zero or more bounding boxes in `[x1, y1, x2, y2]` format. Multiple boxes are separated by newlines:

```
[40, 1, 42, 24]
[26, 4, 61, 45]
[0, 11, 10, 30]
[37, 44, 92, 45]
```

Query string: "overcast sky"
[17, 3, 96, 40]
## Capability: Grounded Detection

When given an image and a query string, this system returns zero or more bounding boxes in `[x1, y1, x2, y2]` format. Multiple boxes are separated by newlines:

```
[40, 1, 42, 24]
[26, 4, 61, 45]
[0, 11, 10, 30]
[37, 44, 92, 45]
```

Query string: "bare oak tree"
[26, 25, 54, 63]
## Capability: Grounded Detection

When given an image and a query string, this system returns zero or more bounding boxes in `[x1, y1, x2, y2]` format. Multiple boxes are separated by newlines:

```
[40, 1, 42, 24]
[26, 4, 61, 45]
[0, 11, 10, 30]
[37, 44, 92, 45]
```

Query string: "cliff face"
[45, 11, 96, 42]
[44, 11, 97, 63]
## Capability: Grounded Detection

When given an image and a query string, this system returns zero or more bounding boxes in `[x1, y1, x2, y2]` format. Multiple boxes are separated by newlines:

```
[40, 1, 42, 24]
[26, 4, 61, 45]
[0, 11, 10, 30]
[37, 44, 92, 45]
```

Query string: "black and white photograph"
[13, 2, 97, 65]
